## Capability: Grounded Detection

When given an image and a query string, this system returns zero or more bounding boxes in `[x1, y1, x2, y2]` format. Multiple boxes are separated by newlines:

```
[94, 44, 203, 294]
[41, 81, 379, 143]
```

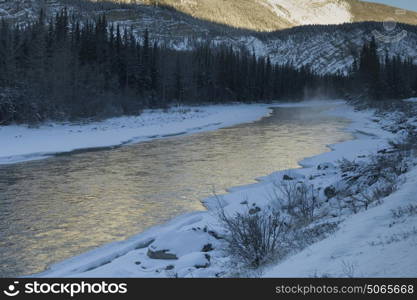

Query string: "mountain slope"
[2, 0, 417, 31]
[1, 0, 417, 75]
[138, 0, 417, 31]
[349, 0, 417, 24]
[244, 23, 417, 75]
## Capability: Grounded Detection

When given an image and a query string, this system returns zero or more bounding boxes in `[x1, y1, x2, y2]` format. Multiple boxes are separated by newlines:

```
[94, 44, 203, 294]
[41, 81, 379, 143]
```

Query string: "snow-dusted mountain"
[263, 0, 352, 26]
[240, 23, 417, 75]
[1, 0, 417, 74]
[123, 0, 417, 31]
[2, 0, 417, 30]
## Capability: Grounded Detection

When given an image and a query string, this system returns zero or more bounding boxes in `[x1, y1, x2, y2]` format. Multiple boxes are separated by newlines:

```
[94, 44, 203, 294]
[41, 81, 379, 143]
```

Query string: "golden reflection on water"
[0, 105, 352, 276]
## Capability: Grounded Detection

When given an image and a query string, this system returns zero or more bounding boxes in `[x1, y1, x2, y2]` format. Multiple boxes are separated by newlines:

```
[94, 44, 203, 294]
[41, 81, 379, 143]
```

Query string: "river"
[0, 105, 352, 277]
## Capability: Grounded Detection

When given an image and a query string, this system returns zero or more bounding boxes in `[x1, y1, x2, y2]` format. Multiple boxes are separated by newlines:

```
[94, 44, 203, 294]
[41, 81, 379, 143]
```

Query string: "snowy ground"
[32, 100, 417, 278]
[0, 104, 271, 165]
[264, 166, 417, 277]
[267, 103, 417, 278]
[404, 97, 417, 103]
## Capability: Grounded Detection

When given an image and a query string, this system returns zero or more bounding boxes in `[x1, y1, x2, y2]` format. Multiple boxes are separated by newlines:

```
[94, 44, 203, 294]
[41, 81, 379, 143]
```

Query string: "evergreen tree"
[1, 9, 416, 125]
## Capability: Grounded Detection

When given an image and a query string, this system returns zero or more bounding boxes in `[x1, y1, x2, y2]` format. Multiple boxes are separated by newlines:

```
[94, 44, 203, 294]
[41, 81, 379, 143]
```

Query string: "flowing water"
[0, 105, 352, 277]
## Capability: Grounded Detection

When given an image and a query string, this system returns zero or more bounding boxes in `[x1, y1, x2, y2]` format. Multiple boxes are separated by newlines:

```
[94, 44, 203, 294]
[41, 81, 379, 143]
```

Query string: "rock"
[201, 243, 214, 252]
[324, 186, 337, 199]
[377, 148, 396, 154]
[249, 206, 261, 214]
[174, 252, 211, 272]
[208, 230, 223, 240]
[149, 230, 212, 258]
[194, 262, 210, 269]
[147, 249, 178, 260]
[283, 174, 294, 180]
[317, 162, 335, 170]
[195, 254, 211, 269]
[165, 265, 175, 270]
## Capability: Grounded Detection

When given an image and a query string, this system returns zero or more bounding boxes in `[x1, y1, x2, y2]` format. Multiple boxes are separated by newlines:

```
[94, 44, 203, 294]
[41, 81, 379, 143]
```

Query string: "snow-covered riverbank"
[32, 100, 417, 278]
[0, 104, 271, 165]
[264, 165, 417, 277]
[262, 101, 417, 278]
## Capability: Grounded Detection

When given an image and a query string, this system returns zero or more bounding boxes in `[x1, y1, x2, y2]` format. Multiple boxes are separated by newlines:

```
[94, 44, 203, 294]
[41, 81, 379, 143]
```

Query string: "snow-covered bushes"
[342, 153, 407, 186]
[338, 158, 359, 173]
[291, 220, 339, 251]
[216, 101, 417, 275]
[272, 180, 318, 226]
[216, 178, 336, 271]
[335, 151, 409, 214]
[215, 178, 328, 271]
[391, 204, 417, 219]
[389, 127, 417, 155]
[217, 206, 290, 268]
[337, 105, 417, 211]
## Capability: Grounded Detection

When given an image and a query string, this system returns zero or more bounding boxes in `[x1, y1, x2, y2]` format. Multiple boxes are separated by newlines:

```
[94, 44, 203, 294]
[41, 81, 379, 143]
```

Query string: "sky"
[361, 0, 417, 12]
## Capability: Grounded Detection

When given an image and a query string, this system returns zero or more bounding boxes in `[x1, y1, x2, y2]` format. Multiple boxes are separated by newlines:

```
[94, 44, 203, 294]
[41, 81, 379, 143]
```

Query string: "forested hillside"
[1, 9, 417, 124]
[2, 1, 417, 76]
[0, 10, 341, 124]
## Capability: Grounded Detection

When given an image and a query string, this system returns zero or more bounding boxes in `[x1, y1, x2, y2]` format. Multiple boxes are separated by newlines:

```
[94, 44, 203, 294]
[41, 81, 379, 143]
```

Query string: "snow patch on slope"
[265, 0, 352, 26]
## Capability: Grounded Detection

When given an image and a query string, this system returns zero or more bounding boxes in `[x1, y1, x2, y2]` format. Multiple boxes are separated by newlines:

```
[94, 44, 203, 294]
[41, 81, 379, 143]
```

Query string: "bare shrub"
[292, 221, 339, 249]
[389, 128, 417, 156]
[217, 206, 290, 268]
[370, 182, 398, 201]
[336, 179, 398, 214]
[370, 153, 408, 178]
[391, 204, 417, 219]
[339, 151, 404, 193]
[338, 158, 359, 173]
[335, 152, 406, 214]
[343, 195, 364, 214]
[341, 260, 356, 278]
[273, 180, 318, 225]
[370, 227, 417, 246]
[339, 152, 407, 188]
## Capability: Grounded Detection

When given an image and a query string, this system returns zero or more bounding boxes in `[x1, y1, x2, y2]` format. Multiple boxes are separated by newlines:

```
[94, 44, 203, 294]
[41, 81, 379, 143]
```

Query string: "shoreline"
[0, 104, 273, 165]
[0, 101, 351, 166]
[33, 100, 394, 278]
